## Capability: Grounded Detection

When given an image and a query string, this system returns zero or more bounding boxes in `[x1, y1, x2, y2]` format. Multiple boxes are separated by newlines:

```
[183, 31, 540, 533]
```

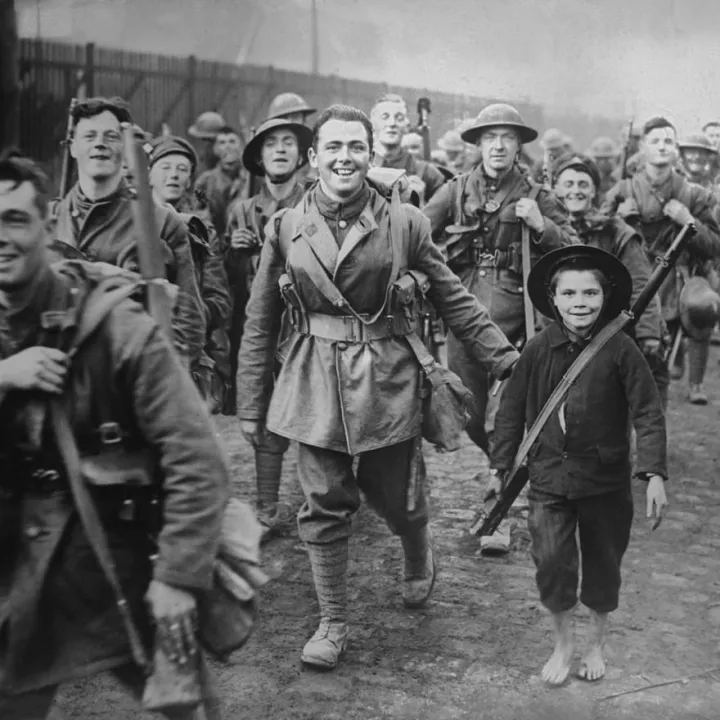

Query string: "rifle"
[121, 123, 174, 339]
[57, 98, 79, 202]
[470, 221, 697, 537]
[416, 97, 432, 162]
[620, 119, 634, 181]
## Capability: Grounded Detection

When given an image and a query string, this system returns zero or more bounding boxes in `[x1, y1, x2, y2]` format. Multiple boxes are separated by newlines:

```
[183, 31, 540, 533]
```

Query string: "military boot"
[302, 540, 349, 670]
[689, 384, 709, 405]
[401, 525, 436, 608]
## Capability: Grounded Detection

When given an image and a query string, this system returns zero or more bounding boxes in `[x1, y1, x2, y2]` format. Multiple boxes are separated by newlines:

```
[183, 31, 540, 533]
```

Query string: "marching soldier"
[423, 103, 576, 458]
[194, 125, 247, 239]
[603, 117, 720, 407]
[187, 110, 228, 175]
[53, 97, 206, 368]
[588, 136, 620, 201]
[553, 155, 663, 355]
[236, 104, 518, 670]
[370, 93, 446, 204]
[401, 131, 424, 158]
[147, 136, 233, 413]
[438, 130, 470, 175]
[225, 117, 312, 533]
[678, 133, 718, 189]
[0, 153, 228, 719]
[533, 128, 569, 184]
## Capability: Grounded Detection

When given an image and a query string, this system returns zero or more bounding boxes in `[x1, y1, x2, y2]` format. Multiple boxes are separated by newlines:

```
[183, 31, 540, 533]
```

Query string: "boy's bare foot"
[541, 644, 573, 685]
[541, 607, 574, 686]
[577, 645, 605, 681]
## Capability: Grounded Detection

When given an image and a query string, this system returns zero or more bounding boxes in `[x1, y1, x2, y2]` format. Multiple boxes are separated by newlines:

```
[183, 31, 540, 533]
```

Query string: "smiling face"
[0, 179, 50, 291]
[71, 110, 125, 182]
[643, 127, 677, 168]
[260, 128, 300, 179]
[309, 118, 371, 200]
[552, 268, 605, 335]
[478, 126, 520, 175]
[149, 153, 193, 204]
[705, 125, 720, 148]
[555, 167, 596, 215]
[213, 132, 242, 164]
[371, 100, 410, 149]
[681, 147, 712, 177]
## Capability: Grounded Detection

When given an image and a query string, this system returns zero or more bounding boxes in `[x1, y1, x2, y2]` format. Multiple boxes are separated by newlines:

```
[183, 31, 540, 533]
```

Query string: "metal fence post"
[85, 42, 95, 97]
[187, 54, 197, 134]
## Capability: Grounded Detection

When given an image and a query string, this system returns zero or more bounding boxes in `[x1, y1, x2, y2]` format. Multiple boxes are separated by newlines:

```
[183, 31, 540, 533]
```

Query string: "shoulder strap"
[505, 311, 632, 482]
[49, 397, 151, 672]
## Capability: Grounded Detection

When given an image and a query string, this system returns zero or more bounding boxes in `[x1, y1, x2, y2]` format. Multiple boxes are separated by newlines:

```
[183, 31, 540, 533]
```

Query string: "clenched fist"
[0, 347, 69, 394]
[515, 198, 545, 234]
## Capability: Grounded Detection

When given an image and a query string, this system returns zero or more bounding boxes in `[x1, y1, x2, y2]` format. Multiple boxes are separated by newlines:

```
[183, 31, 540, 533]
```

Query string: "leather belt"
[302, 312, 403, 342]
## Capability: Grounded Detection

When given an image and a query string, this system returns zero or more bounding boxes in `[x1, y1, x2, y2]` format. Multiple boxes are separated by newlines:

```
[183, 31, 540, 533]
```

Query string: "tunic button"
[479, 270, 487, 277]
[24, 525, 43, 540]
[482, 227, 489, 234]
[338, 219, 348, 229]
[337, 342, 348, 351]
[561, 452, 568, 459]
[517, 287, 523, 292]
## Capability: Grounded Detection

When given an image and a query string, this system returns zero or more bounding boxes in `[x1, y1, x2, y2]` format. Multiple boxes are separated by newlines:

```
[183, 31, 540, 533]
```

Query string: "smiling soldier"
[236, 104, 518, 670]
[423, 103, 576, 462]
[225, 118, 312, 535]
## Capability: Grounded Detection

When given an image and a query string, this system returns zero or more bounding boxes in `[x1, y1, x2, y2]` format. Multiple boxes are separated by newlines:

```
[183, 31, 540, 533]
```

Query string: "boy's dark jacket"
[491, 319, 667, 498]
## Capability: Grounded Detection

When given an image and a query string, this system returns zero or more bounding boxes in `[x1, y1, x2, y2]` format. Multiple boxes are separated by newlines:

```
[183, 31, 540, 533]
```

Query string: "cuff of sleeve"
[494, 353, 519, 381]
[634, 472, 667, 482]
[154, 564, 215, 592]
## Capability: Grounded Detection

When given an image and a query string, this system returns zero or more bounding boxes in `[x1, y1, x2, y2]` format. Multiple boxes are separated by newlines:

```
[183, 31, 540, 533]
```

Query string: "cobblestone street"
[54, 348, 720, 720]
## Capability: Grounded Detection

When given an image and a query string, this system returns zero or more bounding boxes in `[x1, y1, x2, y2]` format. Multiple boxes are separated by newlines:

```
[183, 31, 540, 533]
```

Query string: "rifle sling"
[503, 309, 633, 485]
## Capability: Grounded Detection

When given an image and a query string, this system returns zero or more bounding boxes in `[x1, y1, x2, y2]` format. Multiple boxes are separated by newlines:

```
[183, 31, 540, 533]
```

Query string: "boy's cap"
[528, 245, 632, 319]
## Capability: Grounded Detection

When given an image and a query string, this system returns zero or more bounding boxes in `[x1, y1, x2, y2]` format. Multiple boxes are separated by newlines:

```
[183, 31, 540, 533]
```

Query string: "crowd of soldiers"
[0, 82, 718, 717]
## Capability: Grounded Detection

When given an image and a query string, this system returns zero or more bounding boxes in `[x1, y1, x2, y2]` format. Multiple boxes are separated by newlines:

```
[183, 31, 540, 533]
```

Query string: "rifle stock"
[121, 123, 174, 339]
[416, 97, 432, 162]
[470, 221, 697, 537]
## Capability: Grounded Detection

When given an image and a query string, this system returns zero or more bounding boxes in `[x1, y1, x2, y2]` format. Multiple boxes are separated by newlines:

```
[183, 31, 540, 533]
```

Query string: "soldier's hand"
[483, 470, 504, 502]
[0, 347, 69, 394]
[646, 475, 667, 530]
[663, 199, 694, 226]
[515, 198, 545, 234]
[230, 228, 259, 250]
[240, 420, 264, 445]
[146, 579, 198, 666]
[406, 174, 426, 205]
[617, 197, 640, 220]
[640, 338, 662, 357]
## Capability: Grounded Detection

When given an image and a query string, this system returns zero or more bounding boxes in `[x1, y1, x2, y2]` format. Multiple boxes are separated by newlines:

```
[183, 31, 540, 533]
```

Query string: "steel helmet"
[678, 133, 718, 154]
[187, 111, 227, 140]
[589, 136, 620, 158]
[461, 104, 538, 145]
[242, 118, 313, 176]
[680, 277, 720, 340]
[267, 92, 316, 121]
[438, 130, 466, 152]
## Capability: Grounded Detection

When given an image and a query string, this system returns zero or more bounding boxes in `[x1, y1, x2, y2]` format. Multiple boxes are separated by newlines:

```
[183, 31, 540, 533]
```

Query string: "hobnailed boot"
[401, 525, 436, 609]
[302, 540, 349, 670]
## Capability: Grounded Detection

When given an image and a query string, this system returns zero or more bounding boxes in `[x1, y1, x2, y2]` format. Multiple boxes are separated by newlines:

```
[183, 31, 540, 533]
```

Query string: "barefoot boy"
[490, 245, 668, 685]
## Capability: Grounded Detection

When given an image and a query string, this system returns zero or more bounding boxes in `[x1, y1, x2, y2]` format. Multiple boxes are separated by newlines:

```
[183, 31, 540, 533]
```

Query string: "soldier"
[370, 93, 446, 204]
[225, 117, 312, 533]
[187, 110, 227, 175]
[236, 104, 519, 670]
[53, 97, 206, 368]
[533, 128, 569, 184]
[194, 125, 246, 239]
[0, 153, 228, 719]
[438, 130, 469, 175]
[702, 120, 720, 150]
[603, 116, 720, 407]
[553, 155, 663, 356]
[588, 136, 620, 201]
[147, 136, 232, 413]
[423, 103, 576, 458]
[401, 130, 424, 158]
[678, 133, 718, 189]
[267, 92, 316, 125]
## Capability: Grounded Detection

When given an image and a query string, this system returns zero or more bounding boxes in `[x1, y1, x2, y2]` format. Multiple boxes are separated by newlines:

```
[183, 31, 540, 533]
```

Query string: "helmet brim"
[242, 120, 314, 177]
[461, 123, 538, 145]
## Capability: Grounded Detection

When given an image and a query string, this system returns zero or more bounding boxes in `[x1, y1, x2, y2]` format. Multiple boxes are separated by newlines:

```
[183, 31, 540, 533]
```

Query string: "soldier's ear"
[69, 134, 79, 160]
[308, 147, 318, 170]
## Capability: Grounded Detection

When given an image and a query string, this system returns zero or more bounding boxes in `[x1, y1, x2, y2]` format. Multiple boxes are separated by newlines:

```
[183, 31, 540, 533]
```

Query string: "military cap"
[554, 155, 601, 190]
[188, 111, 227, 140]
[242, 118, 313, 176]
[678, 133, 718, 154]
[438, 130, 466, 152]
[679, 277, 720, 340]
[268, 92, 316, 121]
[702, 120, 720, 132]
[590, 137, 619, 158]
[147, 135, 199, 173]
[461, 104, 538, 145]
[528, 245, 632, 320]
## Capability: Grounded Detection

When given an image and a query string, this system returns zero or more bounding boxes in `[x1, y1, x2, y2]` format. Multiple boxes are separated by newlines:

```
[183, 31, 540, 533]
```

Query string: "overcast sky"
[20, 0, 720, 132]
